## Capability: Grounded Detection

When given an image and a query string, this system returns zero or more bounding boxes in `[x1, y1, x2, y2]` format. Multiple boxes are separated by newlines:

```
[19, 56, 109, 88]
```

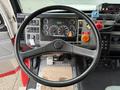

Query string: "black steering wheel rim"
[15, 5, 101, 87]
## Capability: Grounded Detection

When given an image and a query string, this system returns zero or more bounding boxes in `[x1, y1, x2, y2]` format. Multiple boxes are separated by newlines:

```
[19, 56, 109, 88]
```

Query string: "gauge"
[49, 25, 58, 36]
[69, 25, 76, 36]
[43, 25, 48, 30]
[42, 25, 49, 35]
[58, 25, 69, 36]
[70, 19, 76, 25]
[43, 30, 49, 35]
[43, 18, 48, 24]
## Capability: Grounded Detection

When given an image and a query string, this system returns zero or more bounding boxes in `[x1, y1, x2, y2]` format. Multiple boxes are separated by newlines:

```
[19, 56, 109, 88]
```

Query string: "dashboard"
[17, 11, 120, 59]
[17, 13, 96, 49]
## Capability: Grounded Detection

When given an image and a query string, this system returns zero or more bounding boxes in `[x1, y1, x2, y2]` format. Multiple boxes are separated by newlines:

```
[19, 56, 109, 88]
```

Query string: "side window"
[0, 14, 7, 32]
[0, 13, 14, 58]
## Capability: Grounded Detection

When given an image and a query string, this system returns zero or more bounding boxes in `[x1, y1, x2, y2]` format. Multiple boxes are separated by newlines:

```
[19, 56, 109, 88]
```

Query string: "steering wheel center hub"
[54, 40, 64, 49]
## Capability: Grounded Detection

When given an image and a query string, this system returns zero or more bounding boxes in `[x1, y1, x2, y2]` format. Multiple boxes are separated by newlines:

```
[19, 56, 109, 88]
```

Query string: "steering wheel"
[15, 5, 101, 87]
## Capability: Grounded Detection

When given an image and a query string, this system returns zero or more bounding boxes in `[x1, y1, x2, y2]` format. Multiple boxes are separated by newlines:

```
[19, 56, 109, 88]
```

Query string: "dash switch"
[81, 33, 90, 43]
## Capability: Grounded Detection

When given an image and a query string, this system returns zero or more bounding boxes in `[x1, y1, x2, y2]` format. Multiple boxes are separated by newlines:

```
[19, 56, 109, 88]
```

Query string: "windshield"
[19, 0, 120, 13]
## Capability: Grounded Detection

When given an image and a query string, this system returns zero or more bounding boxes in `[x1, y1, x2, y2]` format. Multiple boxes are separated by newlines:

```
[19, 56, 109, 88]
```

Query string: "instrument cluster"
[17, 13, 96, 49]
[42, 18, 77, 37]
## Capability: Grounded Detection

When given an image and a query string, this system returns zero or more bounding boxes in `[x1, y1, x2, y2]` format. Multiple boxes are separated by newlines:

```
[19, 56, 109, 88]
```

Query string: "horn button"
[54, 40, 64, 49]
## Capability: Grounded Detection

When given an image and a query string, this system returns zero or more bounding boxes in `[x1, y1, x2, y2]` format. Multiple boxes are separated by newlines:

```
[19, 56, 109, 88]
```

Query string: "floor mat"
[41, 66, 74, 90]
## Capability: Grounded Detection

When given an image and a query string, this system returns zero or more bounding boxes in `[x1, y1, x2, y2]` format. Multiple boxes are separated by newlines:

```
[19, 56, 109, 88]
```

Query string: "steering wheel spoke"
[72, 45, 96, 58]
[59, 41, 96, 58]
[20, 47, 43, 59]
[20, 43, 56, 59]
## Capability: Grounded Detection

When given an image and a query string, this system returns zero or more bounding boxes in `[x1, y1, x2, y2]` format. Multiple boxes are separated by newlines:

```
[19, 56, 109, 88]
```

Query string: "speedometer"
[58, 25, 69, 36]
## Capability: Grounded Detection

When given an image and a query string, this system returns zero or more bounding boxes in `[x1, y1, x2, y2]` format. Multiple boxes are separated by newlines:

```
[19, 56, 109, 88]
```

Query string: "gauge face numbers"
[49, 25, 59, 36]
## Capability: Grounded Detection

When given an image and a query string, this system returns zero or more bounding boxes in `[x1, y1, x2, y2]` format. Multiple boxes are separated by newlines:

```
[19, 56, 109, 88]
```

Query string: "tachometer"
[49, 25, 58, 36]
[58, 25, 69, 36]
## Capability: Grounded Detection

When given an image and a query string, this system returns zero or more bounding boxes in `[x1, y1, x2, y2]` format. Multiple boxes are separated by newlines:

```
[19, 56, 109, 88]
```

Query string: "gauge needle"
[67, 31, 73, 37]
